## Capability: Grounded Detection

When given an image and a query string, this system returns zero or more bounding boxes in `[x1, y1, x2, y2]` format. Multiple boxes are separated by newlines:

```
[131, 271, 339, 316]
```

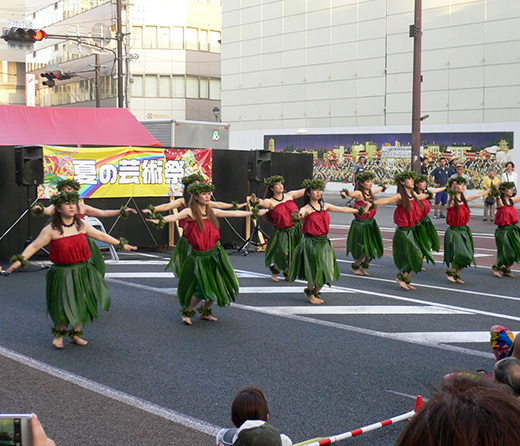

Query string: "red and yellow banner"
[38, 146, 212, 199]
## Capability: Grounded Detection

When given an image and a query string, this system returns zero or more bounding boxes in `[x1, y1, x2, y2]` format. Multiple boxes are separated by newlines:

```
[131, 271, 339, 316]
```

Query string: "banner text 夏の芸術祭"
[38, 146, 212, 198]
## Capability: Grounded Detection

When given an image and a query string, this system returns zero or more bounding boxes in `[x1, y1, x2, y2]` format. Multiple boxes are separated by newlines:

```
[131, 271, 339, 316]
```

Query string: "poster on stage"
[38, 146, 212, 198]
[264, 131, 514, 189]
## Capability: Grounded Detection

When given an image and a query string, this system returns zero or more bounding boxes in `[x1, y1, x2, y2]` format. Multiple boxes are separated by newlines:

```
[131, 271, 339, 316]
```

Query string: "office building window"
[210, 31, 221, 53]
[158, 27, 170, 49]
[144, 26, 157, 49]
[209, 78, 221, 100]
[172, 75, 186, 97]
[172, 27, 184, 49]
[145, 75, 158, 97]
[159, 75, 171, 97]
[200, 78, 209, 98]
[200, 30, 209, 51]
[132, 75, 144, 96]
[186, 28, 198, 50]
[186, 76, 199, 98]
[132, 26, 143, 48]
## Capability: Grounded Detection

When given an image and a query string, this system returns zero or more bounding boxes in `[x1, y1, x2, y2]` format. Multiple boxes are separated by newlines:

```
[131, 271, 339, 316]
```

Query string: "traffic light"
[40, 70, 74, 87]
[1, 27, 47, 43]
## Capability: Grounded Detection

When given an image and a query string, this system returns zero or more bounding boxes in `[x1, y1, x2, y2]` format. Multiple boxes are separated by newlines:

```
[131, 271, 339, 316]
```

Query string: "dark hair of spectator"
[231, 386, 270, 428]
[395, 376, 520, 446]
[506, 161, 515, 168]
[494, 357, 520, 396]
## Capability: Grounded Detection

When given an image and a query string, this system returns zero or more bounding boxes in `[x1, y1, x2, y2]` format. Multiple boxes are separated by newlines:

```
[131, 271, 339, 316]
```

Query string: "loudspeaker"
[15, 146, 44, 186]
[248, 150, 272, 182]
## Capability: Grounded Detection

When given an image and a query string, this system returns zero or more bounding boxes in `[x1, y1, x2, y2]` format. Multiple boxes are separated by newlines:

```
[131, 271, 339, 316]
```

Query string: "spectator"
[447, 158, 458, 177]
[352, 155, 366, 188]
[493, 357, 520, 396]
[482, 168, 500, 221]
[395, 376, 520, 446]
[429, 158, 450, 218]
[450, 163, 470, 181]
[234, 423, 283, 446]
[501, 162, 518, 195]
[420, 157, 429, 176]
[216, 386, 292, 446]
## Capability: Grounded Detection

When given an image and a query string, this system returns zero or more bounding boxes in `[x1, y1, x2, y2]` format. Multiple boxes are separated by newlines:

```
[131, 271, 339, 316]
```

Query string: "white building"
[21, 0, 222, 121]
[221, 0, 520, 155]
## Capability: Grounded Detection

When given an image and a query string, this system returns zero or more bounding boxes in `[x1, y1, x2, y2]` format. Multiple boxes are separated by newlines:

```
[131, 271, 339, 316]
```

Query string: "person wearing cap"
[5, 191, 137, 348]
[450, 163, 470, 182]
[429, 158, 450, 218]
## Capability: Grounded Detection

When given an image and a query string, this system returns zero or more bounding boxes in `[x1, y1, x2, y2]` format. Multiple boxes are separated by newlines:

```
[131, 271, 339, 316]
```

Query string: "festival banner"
[38, 146, 212, 199]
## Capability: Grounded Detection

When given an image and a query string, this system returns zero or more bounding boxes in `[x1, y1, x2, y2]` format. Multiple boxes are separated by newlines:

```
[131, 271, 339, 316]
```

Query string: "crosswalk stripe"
[395, 331, 497, 344]
[251, 306, 469, 315]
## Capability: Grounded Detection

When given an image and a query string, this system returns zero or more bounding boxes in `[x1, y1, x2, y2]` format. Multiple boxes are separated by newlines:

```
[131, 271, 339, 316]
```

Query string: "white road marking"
[0, 346, 220, 436]
[400, 331, 495, 344]
[252, 306, 469, 315]
[105, 270, 269, 279]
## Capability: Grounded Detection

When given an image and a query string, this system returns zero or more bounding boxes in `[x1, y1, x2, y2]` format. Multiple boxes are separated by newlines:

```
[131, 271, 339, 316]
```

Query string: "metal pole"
[95, 53, 101, 108]
[116, 0, 124, 108]
[411, 0, 422, 174]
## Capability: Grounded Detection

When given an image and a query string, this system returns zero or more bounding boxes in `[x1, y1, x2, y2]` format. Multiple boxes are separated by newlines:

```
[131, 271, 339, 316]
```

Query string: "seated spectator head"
[490, 325, 515, 360]
[233, 423, 282, 446]
[493, 357, 520, 396]
[395, 376, 520, 446]
[231, 386, 270, 428]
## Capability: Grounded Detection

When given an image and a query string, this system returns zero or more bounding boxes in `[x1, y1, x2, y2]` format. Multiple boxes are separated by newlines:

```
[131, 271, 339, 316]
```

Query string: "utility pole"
[95, 53, 101, 108]
[116, 0, 124, 108]
[410, 0, 422, 174]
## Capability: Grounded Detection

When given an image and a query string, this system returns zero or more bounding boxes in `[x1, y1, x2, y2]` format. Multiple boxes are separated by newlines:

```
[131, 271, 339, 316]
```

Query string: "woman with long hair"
[492, 182, 520, 278]
[288, 178, 363, 304]
[444, 177, 489, 283]
[413, 174, 446, 267]
[344, 171, 385, 275]
[147, 182, 267, 325]
[6, 191, 137, 348]
[144, 173, 247, 277]
[252, 175, 305, 282]
[374, 171, 430, 290]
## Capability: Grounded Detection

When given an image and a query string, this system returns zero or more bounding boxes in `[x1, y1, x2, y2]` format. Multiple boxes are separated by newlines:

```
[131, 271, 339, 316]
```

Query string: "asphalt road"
[0, 194, 518, 446]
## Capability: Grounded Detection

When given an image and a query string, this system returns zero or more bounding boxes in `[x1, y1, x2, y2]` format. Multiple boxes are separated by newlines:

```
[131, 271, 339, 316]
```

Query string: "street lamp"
[212, 106, 221, 122]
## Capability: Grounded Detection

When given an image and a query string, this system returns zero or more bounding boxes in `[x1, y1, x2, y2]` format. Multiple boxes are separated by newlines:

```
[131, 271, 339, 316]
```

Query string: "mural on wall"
[264, 132, 514, 189]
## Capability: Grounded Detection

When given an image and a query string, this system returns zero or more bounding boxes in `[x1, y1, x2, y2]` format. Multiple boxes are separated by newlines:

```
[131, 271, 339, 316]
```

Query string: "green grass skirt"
[444, 225, 476, 269]
[265, 223, 302, 274]
[87, 236, 106, 277]
[393, 226, 423, 273]
[177, 242, 239, 308]
[495, 224, 520, 267]
[46, 260, 111, 327]
[346, 218, 384, 260]
[414, 216, 439, 265]
[165, 235, 192, 277]
[288, 234, 340, 288]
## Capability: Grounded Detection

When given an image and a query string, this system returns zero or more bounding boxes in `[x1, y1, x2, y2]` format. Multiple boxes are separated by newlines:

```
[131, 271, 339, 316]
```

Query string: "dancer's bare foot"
[421, 267, 426, 271]
[52, 337, 64, 349]
[271, 273, 280, 282]
[396, 278, 410, 290]
[492, 269, 502, 278]
[504, 272, 516, 278]
[408, 284, 416, 290]
[306, 294, 324, 304]
[361, 268, 371, 276]
[446, 274, 456, 283]
[199, 314, 218, 321]
[182, 316, 192, 325]
[456, 278, 465, 284]
[352, 267, 363, 275]
[70, 336, 88, 346]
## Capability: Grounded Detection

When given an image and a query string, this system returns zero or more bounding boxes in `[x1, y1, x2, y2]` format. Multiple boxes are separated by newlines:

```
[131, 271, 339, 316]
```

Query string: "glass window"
[144, 26, 157, 49]
[159, 27, 170, 49]
[132, 26, 143, 48]
[159, 75, 171, 97]
[209, 78, 221, 100]
[172, 75, 185, 97]
[200, 78, 209, 98]
[145, 75, 158, 97]
[200, 30, 209, 51]
[132, 75, 144, 96]
[186, 28, 198, 50]
[211, 0, 221, 5]
[186, 76, 199, 98]
[171, 27, 184, 49]
[210, 31, 221, 53]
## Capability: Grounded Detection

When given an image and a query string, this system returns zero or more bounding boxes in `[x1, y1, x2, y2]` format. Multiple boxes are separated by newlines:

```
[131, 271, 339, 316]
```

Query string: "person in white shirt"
[501, 162, 518, 194]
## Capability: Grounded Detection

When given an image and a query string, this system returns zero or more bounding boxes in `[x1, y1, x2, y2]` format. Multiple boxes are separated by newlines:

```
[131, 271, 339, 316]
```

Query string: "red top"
[303, 210, 330, 236]
[495, 204, 519, 226]
[354, 200, 377, 219]
[447, 203, 470, 227]
[49, 233, 91, 265]
[418, 199, 431, 220]
[394, 201, 421, 228]
[178, 218, 188, 229]
[271, 201, 299, 229]
[184, 219, 220, 251]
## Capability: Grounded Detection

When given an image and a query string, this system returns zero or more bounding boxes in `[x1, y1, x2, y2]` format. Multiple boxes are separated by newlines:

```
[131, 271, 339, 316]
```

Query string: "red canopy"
[0, 105, 162, 147]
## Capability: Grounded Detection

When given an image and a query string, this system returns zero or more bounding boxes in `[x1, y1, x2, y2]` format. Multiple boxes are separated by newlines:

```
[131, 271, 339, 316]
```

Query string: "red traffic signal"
[1, 27, 47, 43]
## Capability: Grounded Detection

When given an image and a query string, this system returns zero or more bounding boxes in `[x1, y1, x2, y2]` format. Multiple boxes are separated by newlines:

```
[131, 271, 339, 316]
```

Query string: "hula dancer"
[33, 179, 137, 276]
[146, 182, 267, 325]
[144, 174, 246, 277]
[5, 191, 137, 348]
[413, 175, 446, 267]
[252, 175, 305, 282]
[492, 182, 520, 278]
[288, 178, 364, 304]
[344, 171, 385, 276]
[374, 171, 430, 290]
[444, 176, 489, 283]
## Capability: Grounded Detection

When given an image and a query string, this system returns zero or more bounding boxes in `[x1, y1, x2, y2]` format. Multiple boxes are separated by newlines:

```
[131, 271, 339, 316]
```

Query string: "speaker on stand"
[14, 146, 45, 250]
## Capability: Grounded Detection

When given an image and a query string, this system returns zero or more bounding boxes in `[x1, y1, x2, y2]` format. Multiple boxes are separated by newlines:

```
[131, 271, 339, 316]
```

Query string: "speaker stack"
[15, 146, 44, 186]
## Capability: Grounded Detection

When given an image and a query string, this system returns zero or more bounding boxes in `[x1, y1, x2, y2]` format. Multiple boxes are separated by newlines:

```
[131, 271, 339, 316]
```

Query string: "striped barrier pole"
[294, 395, 423, 446]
